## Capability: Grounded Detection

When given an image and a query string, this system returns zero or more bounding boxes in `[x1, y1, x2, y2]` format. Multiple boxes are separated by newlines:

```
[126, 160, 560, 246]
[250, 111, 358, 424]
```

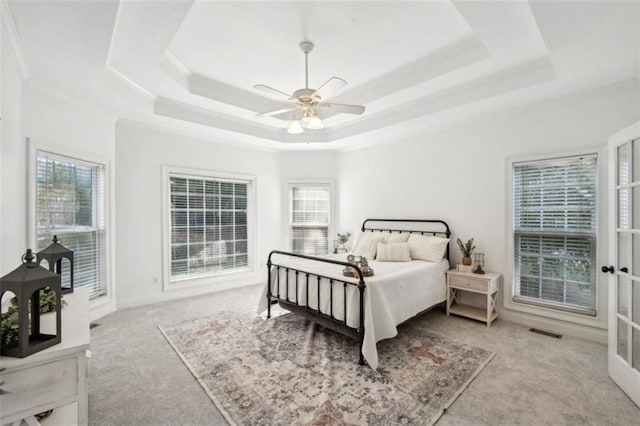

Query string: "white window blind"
[36, 151, 107, 300]
[513, 155, 597, 315]
[290, 185, 330, 255]
[169, 175, 250, 279]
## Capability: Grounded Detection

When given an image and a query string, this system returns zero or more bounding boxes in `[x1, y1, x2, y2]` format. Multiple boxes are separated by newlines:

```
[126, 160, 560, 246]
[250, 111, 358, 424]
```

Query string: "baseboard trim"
[116, 280, 263, 311]
[500, 308, 607, 344]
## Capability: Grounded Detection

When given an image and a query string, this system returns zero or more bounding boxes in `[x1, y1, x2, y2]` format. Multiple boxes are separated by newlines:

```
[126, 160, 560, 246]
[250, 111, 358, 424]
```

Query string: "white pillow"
[386, 233, 410, 244]
[407, 234, 449, 262]
[376, 242, 411, 262]
[351, 231, 384, 252]
[352, 233, 386, 259]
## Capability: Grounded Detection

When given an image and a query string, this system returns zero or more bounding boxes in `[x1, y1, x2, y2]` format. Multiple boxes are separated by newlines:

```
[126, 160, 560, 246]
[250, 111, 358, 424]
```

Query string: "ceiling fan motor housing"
[293, 88, 318, 102]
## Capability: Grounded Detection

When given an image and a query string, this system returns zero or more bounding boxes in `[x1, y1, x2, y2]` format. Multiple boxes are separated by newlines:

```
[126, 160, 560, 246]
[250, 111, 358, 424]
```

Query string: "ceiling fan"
[253, 40, 365, 134]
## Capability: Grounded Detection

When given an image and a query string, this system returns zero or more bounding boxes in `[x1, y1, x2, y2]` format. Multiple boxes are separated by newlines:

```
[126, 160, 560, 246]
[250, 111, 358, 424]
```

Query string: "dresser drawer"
[0, 356, 78, 418]
[449, 275, 488, 292]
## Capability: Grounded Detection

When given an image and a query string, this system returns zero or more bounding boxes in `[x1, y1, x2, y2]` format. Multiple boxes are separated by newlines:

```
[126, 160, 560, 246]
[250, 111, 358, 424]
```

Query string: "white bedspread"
[256, 253, 448, 369]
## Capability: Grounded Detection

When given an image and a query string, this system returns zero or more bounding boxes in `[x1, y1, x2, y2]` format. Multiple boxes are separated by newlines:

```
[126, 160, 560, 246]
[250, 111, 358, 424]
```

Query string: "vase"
[462, 256, 472, 266]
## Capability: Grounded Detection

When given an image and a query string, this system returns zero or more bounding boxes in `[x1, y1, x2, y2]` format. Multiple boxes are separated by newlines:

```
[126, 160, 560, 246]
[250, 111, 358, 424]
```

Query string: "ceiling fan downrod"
[299, 41, 314, 90]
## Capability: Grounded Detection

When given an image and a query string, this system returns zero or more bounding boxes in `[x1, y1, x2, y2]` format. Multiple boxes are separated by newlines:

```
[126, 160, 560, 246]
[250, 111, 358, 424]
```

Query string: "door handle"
[620, 267, 629, 273]
[601, 265, 615, 274]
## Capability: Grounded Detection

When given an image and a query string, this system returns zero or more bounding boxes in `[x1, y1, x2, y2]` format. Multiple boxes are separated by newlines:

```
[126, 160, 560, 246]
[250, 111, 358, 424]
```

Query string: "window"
[168, 172, 252, 281]
[289, 184, 330, 255]
[36, 151, 107, 300]
[513, 155, 597, 315]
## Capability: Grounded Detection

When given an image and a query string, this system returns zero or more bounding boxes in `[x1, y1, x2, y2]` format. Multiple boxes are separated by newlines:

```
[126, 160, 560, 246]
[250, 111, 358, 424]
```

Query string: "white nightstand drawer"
[449, 275, 487, 291]
[0, 356, 78, 418]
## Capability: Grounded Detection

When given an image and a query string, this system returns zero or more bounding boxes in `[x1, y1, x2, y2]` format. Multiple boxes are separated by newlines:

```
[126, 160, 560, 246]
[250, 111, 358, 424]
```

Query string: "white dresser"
[1, 288, 89, 426]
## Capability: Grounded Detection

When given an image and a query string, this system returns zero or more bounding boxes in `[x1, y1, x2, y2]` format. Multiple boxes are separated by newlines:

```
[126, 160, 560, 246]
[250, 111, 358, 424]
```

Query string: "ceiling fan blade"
[253, 84, 293, 100]
[317, 102, 365, 115]
[255, 106, 300, 117]
[312, 77, 347, 100]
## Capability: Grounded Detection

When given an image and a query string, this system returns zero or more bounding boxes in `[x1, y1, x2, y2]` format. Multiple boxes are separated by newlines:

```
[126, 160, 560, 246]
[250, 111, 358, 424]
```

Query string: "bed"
[257, 219, 451, 369]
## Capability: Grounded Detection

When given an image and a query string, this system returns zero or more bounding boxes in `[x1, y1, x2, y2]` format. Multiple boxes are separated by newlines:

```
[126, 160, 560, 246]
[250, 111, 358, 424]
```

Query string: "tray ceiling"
[6, 0, 639, 150]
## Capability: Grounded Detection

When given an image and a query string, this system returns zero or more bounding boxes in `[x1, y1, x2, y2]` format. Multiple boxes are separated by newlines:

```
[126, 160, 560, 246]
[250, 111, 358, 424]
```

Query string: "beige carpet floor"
[88, 284, 639, 425]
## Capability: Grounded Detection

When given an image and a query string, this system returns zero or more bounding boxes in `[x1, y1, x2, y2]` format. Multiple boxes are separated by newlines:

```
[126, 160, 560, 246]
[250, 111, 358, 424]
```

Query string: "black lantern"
[38, 235, 74, 294]
[0, 249, 62, 358]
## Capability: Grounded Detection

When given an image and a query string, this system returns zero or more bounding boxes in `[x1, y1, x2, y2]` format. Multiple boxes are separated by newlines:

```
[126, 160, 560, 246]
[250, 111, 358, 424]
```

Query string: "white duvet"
[256, 253, 448, 369]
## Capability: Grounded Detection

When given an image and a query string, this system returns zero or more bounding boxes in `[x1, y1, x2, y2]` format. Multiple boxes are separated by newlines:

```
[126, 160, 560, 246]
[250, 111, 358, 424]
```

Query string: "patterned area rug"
[159, 311, 494, 426]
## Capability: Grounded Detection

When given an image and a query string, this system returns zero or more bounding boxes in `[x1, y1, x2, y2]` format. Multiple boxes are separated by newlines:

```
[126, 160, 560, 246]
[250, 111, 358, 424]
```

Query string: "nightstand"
[446, 269, 501, 327]
[0, 289, 89, 425]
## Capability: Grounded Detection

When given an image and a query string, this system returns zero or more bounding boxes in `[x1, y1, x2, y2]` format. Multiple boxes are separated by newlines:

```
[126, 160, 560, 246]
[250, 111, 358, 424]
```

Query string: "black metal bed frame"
[266, 218, 451, 365]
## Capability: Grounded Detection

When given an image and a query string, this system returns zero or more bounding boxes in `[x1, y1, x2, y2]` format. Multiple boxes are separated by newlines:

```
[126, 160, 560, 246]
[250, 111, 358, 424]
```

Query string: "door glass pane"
[618, 189, 630, 228]
[618, 318, 628, 361]
[634, 234, 640, 278]
[618, 232, 630, 270]
[634, 186, 640, 229]
[633, 327, 640, 372]
[619, 142, 630, 185]
[633, 138, 640, 182]
[633, 279, 640, 323]
[619, 276, 630, 316]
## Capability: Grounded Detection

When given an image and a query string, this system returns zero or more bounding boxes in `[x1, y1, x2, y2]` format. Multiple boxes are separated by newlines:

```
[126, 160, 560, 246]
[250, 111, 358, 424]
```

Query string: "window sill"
[88, 292, 116, 321]
[163, 269, 257, 292]
[503, 294, 606, 330]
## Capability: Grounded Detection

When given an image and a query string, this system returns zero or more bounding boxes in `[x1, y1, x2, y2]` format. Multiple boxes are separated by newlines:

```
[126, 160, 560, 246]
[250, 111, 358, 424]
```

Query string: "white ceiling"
[5, 0, 639, 151]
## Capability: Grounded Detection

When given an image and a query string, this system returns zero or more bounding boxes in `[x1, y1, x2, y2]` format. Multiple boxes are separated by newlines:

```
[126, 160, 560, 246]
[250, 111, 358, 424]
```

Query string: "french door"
[607, 121, 640, 407]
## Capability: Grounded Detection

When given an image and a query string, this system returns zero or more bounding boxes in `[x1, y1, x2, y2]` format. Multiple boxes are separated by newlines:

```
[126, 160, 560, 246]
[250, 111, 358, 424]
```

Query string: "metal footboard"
[266, 250, 367, 365]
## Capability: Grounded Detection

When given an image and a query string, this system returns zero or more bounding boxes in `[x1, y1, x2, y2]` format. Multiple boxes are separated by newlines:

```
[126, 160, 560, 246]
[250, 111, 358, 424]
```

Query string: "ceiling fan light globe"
[307, 116, 323, 130]
[287, 120, 304, 134]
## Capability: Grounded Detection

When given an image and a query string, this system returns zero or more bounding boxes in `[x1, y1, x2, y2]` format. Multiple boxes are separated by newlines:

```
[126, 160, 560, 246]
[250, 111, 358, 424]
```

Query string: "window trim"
[162, 165, 256, 291]
[28, 139, 115, 316]
[504, 148, 607, 330]
[283, 179, 334, 254]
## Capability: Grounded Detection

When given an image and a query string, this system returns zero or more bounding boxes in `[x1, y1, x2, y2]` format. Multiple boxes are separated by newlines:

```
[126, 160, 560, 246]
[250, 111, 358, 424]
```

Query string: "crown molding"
[1, 0, 28, 79]
[162, 49, 189, 88]
[105, 65, 155, 100]
[104, 0, 123, 70]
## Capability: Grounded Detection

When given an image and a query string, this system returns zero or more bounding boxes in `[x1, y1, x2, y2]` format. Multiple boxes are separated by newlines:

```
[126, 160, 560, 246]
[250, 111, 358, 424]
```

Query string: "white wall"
[279, 151, 339, 180]
[0, 78, 117, 318]
[1, 41, 24, 275]
[114, 122, 282, 308]
[21, 87, 116, 160]
[278, 151, 340, 249]
[337, 82, 639, 340]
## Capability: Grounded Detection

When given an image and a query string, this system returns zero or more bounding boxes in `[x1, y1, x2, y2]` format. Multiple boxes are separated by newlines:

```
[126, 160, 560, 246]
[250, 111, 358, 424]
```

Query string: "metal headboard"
[360, 218, 452, 261]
